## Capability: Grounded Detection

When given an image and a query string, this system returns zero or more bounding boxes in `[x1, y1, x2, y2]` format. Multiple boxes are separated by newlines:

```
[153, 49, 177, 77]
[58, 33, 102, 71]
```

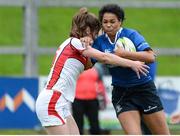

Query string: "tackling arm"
[82, 46, 149, 79]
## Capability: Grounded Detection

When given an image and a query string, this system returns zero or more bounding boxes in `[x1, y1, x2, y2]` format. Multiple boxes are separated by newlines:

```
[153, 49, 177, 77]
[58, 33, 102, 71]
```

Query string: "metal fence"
[0, 0, 180, 77]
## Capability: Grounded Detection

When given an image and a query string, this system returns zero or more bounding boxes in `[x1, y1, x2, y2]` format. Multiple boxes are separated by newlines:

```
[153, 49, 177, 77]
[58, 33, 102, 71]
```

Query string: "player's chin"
[105, 30, 114, 34]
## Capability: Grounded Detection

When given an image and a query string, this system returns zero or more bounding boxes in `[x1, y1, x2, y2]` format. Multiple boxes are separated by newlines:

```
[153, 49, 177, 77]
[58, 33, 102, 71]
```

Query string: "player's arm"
[114, 30, 156, 64]
[82, 46, 149, 79]
[114, 49, 155, 63]
[80, 35, 155, 63]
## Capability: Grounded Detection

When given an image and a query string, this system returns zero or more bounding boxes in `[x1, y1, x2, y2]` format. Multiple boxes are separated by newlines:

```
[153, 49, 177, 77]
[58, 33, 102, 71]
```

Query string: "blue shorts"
[112, 81, 163, 117]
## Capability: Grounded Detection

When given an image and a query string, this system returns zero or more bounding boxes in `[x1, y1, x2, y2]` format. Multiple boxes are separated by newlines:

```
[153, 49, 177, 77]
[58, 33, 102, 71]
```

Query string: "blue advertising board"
[156, 78, 180, 115]
[0, 77, 39, 129]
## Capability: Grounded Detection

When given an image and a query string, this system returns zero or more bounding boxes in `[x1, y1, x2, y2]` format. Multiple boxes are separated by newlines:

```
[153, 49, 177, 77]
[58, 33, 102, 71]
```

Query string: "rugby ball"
[115, 37, 136, 52]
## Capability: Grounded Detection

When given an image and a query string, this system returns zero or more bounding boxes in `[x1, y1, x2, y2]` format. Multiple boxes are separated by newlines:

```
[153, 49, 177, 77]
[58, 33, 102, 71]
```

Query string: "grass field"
[0, 7, 180, 76]
[1, 7, 180, 47]
[0, 124, 180, 135]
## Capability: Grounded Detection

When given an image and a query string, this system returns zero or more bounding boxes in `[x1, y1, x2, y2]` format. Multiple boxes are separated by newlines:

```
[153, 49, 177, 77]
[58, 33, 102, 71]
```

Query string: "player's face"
[102, 13, 121, 38]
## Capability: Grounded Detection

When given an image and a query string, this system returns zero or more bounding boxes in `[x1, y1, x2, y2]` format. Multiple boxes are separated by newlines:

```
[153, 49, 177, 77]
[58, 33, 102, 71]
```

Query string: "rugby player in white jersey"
[35, 7, 149, 135]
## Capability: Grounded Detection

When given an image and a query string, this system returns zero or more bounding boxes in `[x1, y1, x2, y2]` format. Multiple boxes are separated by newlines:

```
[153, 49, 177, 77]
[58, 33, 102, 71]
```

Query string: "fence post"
[23, 0, 38, 77]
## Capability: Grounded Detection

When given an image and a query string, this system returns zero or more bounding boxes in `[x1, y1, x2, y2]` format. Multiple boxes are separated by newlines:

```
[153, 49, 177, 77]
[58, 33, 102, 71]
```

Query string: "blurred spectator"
[72, 63, 110, 134]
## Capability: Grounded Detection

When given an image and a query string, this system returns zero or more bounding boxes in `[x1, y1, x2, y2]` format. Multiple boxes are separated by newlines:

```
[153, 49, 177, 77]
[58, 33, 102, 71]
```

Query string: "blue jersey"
[148, 62, 157, 81]
[92, 28, 152, 87]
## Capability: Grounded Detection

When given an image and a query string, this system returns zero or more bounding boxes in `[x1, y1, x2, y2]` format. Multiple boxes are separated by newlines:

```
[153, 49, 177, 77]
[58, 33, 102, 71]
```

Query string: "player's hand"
[80, 36, 93, 47]
[114, 45, 126, 57]
[131, 61, 150, 79]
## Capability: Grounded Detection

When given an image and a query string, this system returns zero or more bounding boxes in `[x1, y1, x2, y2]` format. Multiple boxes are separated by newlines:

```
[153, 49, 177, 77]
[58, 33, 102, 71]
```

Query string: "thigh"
[45, 124, 69, 135]
[45, 115, 79, 135]
[143, 110, 170, 135]
[66, 115, 80, 135]
[118, 111, 142, 135]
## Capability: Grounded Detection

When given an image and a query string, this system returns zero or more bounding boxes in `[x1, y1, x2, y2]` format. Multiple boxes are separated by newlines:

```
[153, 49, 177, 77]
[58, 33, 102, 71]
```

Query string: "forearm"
[84, 47, 137, 68]
[104, 53, 135, 68]
[82, 46, 132, 67]
[115, 50, 156, 63]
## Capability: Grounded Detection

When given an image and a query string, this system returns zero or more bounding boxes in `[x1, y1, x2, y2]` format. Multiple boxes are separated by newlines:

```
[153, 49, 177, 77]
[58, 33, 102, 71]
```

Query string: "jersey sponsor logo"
[144, 106, 157, 112]
[0, 88, 35, 112]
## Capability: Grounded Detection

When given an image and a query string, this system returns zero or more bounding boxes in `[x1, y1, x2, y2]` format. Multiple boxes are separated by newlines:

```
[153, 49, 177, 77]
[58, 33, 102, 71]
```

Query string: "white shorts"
[35, 89, 71, 127]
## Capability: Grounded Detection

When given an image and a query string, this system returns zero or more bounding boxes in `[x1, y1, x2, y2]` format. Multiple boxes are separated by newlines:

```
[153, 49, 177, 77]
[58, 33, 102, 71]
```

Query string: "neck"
[109, 35, 115, 42]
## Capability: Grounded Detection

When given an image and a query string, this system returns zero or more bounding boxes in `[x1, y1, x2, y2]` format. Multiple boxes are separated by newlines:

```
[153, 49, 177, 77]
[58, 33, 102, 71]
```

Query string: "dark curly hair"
[99, 4, 125, 23]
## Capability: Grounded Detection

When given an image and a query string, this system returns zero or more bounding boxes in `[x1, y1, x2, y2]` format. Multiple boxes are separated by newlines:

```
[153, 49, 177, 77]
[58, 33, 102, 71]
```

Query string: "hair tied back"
[79, 7, 88, 14]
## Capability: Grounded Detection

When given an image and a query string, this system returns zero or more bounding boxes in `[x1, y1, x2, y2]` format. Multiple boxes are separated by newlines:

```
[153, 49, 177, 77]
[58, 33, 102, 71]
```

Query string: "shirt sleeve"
[130, 31, 151, 51]
[71, 38, 86, 52]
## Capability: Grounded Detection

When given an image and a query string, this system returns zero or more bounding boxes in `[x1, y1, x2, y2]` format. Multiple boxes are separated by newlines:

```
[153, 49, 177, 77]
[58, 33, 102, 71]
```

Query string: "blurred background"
[0, 0, 180, 134]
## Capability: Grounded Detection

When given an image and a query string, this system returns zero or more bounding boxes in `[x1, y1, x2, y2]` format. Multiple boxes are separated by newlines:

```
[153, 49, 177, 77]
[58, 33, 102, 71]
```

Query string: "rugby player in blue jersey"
[84, 4, 170, 135]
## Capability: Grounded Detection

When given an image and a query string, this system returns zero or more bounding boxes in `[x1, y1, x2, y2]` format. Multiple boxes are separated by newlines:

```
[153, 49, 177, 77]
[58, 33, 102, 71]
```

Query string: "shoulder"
[122, 28, 145, 42]
[71, 37, 85, 51]
[122, 28, 140, 36]
[71, 37, 81, 47]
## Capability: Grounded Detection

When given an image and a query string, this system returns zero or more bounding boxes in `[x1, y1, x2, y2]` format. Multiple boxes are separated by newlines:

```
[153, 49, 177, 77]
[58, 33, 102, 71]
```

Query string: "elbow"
[146, 51, 156, 63]
[147, 55, 156, 63]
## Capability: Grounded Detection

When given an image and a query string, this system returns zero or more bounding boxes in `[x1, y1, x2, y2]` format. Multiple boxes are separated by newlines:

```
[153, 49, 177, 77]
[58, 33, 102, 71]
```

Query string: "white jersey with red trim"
[45, 37, 87, 102]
